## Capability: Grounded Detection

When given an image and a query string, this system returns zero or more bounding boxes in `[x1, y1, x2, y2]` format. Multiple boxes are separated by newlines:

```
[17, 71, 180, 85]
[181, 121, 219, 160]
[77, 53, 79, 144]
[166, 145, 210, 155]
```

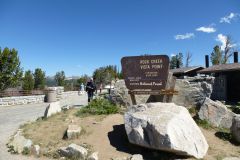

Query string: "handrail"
[0, 90, 46, 98]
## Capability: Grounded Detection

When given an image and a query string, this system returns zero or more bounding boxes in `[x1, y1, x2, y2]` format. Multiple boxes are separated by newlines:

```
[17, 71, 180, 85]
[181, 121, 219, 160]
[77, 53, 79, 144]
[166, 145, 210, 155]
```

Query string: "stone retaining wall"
[61, 91, 80, 98]
[0, 89, 81, 107]
[0, 95, 45, 107]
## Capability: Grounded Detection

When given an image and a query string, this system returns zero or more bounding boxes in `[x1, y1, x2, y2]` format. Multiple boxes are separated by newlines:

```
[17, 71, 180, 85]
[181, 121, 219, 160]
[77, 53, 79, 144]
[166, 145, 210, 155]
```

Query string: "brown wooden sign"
[121, 55, 170, 91]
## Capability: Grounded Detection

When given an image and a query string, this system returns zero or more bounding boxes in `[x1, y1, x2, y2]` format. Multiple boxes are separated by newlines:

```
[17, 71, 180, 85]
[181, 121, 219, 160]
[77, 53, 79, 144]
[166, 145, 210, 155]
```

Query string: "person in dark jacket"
[86, 78, 96, 102]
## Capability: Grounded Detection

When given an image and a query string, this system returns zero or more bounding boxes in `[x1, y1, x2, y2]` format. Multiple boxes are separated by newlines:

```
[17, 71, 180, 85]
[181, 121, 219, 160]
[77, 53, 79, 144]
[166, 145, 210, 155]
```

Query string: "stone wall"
[0, 95, 45, 107]
[61, 91, 80, 98]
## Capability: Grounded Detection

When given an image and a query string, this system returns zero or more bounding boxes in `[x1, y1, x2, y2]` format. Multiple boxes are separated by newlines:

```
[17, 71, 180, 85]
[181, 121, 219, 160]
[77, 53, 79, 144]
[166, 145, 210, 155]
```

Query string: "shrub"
[76, 98, 120, 116]
[196, 119, 212, 129]
[22, 147, 30, 155]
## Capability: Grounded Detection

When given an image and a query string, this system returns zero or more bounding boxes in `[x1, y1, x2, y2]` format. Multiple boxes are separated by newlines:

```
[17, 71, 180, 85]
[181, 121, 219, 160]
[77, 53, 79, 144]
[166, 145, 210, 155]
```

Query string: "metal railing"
[0, 90, 46, 98]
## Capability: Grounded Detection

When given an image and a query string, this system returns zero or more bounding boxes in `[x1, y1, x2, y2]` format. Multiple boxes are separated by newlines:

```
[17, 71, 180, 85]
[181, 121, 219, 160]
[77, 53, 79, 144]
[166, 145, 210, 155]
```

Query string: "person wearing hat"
[86, 78, 96, 102]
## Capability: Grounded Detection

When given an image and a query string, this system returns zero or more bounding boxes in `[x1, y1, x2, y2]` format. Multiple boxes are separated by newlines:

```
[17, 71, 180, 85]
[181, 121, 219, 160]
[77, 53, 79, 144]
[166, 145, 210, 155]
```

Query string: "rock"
[32, 145, 40, 157]
[231, 115, 240, 143]
[131, 154, 143, 160]
[87, 152, 98, 160]
[62, 105, 70, 111]
[198, 98, 236, 129]
[108, 80, 149, 107]
[67, 125, 81, 139]
[44, 101, 61, 118]
[124, 103, 208, 159]
[59, 144, 88, 159]
[172, 77, 214, 109]
[7, 130, 33, 154]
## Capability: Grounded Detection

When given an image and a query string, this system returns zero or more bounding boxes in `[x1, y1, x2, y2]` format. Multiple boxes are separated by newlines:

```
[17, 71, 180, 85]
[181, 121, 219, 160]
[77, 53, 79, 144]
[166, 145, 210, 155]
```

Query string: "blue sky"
[0, 0, 240, 76]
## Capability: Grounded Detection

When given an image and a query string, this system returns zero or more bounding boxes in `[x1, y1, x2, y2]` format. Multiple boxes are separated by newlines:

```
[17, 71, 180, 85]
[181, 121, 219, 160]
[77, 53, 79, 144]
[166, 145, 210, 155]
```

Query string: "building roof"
[198, 63, 240, 74]
[170, 66, 204, 74]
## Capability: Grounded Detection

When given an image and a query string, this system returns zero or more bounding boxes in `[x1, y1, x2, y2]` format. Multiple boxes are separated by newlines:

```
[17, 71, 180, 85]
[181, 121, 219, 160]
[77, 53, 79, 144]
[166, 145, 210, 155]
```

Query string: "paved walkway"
[0, 94, 88, 160]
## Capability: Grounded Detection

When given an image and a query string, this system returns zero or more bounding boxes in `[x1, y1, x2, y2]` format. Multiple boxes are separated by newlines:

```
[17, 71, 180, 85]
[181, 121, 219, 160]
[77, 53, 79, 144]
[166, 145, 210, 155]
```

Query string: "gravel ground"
[0, 93, 88, 160]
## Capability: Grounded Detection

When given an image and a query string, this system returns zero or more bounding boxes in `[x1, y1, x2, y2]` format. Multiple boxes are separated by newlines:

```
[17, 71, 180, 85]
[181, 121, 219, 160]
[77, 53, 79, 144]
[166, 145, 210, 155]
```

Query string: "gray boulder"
[172, 77, 214, 108]
[124, 103, 208, 159]
[7, 130, 33, 154]
[108, 80, 149, 107]
[44, 101, 61, 118]
[59, 143, 88, 159]
[198, 98, 236, 129]
[231, 115, 240, 143]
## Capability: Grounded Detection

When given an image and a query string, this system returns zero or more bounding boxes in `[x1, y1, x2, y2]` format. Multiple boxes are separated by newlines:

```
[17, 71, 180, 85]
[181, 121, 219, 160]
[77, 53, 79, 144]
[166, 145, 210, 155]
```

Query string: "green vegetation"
[215, 128, 232, 141]
[76, 98, 120, 116]
[170, 53, 183, 69]
[22, 70, 35, 91]
[188, 107, 197, 115]
[210, 36, 235, 65]
[22, 147, 30, 155]
[0, 47, 23, 91]
[195, 119, 212, 129]
[211, 45, 222, 65]
[93, 65, 121, 86]
[54, 71, 66, 86]
[34, 68, 46, 89]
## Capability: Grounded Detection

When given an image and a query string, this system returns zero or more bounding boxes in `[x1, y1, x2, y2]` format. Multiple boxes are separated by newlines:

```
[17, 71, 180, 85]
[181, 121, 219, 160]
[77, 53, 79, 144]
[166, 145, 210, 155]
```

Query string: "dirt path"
[0, 94, 87, 160]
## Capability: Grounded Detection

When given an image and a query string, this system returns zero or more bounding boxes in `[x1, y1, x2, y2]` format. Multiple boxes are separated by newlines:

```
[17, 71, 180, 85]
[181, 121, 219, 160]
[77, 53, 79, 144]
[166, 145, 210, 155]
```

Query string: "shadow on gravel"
[108, 124, 190, 160]
[215, 131, 240, 146]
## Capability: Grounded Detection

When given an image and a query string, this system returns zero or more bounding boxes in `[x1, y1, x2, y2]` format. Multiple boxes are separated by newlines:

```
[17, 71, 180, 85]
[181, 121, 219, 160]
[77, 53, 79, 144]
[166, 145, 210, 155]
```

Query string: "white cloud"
[196, 26, 216, 33]
[174, 33, 195, 40]
[216, 34, 236, 50]
[220, 12, 240, 23]
[170, 54, 176, 57]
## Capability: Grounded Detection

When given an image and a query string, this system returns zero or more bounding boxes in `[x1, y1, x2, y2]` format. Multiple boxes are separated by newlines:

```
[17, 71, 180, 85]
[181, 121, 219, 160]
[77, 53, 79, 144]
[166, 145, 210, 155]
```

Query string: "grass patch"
[195, 119, 212, 129]
[188, 107, 197, 115]
[76, 98, 120, 116]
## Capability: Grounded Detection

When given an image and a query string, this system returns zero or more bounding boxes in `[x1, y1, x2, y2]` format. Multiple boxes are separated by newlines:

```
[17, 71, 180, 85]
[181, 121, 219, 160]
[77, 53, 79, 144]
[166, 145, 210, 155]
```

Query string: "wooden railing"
[0, 90, 46, 98]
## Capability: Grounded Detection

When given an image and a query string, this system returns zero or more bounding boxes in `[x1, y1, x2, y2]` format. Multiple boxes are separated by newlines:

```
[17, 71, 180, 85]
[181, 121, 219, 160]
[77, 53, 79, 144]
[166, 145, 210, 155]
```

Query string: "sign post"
[121, 55, 177, 105]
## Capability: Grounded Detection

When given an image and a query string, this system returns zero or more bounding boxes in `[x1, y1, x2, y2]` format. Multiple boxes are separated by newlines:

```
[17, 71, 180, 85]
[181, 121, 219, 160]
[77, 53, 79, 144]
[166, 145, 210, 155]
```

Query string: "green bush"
[196, 119, 212, 129]
[76, 98, 120, 116]
[22, 147, 30, 155]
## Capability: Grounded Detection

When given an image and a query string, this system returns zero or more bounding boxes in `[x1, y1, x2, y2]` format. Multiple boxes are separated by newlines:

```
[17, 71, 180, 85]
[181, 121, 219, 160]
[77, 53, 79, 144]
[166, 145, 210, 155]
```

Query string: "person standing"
[99, 83, 103, 94]
[86, 78, 96, 102]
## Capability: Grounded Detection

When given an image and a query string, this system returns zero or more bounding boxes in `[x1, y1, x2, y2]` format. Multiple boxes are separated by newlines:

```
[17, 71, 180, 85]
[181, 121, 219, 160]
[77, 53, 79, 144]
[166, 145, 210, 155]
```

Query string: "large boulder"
[231, 115, 240, 143]
[124, 103, 208, 159]
[198, 98, 236, 129]
[108, 80, 149, 107]
[44, 101, 61, 118]
[110, 77, 214, 109]
[172, 76, 214, 108]
[7, 130, 33, 154]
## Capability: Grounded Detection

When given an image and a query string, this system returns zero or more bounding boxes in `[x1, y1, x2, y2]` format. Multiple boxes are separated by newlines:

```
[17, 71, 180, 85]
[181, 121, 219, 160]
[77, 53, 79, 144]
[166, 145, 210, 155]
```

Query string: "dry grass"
[20, 108, 240, 160]
[20, 109, 105, 158]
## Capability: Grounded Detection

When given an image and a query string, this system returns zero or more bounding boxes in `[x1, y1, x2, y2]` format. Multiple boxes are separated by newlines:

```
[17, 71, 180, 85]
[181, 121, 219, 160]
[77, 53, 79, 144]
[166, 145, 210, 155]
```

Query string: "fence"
[0, 90, 46, 98]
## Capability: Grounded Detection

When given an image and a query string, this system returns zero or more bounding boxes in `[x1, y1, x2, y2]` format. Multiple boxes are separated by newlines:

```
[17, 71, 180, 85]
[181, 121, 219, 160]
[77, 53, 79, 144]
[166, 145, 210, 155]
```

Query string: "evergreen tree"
[170, 53, 183, 69]
[211, 45, 222, 65]
[54, 71, 66, 86]
[0, 47, 23, 91]
[34, 68, 46, 89]
[22, 70, 34, 91]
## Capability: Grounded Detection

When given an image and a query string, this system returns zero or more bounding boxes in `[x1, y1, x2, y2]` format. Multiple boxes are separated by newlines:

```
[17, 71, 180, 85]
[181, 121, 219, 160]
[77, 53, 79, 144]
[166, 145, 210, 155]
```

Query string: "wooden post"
[130, 92, 137, 105]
